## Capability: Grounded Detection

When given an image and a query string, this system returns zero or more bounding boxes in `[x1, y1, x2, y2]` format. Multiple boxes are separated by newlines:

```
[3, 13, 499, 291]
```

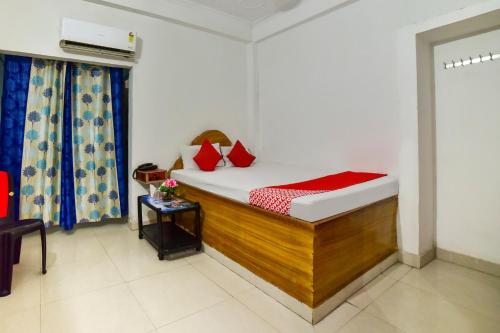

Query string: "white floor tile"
[47, 226, 97, 241]
[348, 274, 397, 309]
[45, 233, 107, 268]
[90, 222, 130, 236]
[19, 232, 43, 247]
[236, 288, 361, 333]
[315, 303, 361, 333]
[42, 284, 154, 333]
[6, 227, 500, 333]
[0, 264, 41, 316]
[128, 265, 230, 327]
[156, 299, 279, 333]
[41, 255, 123, 303]
[401, 259, 500, 321]
[381, 263, 413, 281]
[235, 287, 315, 333]
[17, 237, 44, 268]
[365, 281, 500, 333]
[184, 252, 211, 264]
[190, 255, 253, 295]
[0, 305, 40, 333]
[58, 225, 99, 238]
[95, 226, 154, 257]
[111, 251, 189, 282]
[337, 311, 403, 333]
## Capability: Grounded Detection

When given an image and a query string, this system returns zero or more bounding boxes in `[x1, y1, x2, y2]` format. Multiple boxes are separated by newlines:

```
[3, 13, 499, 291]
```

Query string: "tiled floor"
[1, 223, 499, 333]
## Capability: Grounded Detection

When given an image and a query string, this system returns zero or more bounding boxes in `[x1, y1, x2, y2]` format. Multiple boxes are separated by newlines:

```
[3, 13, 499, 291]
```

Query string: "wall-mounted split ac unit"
[60, 18, 137, 60]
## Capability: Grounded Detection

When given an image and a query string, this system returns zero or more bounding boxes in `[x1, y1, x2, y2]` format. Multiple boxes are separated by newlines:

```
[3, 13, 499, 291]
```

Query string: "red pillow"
[193, 139, 222, 171]
[227, 140, 255, 167]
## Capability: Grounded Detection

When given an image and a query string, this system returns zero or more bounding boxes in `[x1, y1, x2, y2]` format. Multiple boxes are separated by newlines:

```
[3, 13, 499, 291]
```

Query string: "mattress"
[171, 162, 398, 222]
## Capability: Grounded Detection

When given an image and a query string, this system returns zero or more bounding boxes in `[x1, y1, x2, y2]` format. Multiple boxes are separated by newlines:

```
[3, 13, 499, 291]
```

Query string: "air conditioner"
[60, 18, 136, 59]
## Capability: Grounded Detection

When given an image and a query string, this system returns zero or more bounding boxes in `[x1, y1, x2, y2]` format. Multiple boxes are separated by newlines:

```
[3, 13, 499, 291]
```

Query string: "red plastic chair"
[0, 171, 46, 297]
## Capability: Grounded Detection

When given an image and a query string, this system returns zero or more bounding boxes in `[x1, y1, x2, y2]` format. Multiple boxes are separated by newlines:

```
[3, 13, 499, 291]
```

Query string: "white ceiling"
[165, 0, 302, 22]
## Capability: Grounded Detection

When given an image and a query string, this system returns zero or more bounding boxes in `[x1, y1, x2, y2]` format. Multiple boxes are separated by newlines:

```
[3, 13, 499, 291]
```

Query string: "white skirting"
[203, 243, 398, 324]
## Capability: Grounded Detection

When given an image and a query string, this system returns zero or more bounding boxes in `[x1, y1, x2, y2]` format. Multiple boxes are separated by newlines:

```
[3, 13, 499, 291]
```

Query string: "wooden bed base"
[170, 130, 398, 315]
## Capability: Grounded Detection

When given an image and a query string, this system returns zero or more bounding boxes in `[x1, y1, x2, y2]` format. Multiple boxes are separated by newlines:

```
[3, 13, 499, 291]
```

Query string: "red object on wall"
[0, 171, 8, 219]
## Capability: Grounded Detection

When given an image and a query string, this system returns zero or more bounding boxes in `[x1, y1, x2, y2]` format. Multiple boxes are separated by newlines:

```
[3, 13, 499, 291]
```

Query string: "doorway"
[434, 29, 500, 264]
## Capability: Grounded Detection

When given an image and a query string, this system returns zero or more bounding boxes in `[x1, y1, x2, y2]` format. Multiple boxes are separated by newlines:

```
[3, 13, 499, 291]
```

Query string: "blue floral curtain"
[0, 56, 32, 218]
[19, 59, 66, 225]
[71, 63, 122, 223]
[0, 56, 127, 230]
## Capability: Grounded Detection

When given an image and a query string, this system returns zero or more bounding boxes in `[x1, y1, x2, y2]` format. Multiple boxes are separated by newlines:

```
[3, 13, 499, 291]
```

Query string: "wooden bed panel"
[177, 183, 316, 306]
[312, 197, 398, 307]
[177, 182, 398, 308]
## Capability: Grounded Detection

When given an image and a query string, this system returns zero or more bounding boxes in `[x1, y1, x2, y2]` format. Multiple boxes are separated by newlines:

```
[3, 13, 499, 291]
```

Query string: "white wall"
[434, 29, 500, 264]
[0, 0, 249, 225]
[254, 0, 491, 257]
[84, 0, 252, 42]
[256, 0, 490, 171]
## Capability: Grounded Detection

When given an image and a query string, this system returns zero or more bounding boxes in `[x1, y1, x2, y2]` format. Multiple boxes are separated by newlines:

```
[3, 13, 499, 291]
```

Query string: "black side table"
[137, 195, 201, 260]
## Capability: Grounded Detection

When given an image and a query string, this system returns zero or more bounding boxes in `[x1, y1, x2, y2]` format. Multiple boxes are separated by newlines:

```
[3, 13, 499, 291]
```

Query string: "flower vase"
[160, 179, 178, 202]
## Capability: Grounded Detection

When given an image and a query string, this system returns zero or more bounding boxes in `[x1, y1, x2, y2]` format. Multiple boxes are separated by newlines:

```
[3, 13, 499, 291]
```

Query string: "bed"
[172, 163, 398, 222]
[169, 130, 398, 323]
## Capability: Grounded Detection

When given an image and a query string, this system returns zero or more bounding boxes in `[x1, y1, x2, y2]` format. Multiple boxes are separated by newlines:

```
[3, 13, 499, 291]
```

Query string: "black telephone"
[133, 163, 158, 179]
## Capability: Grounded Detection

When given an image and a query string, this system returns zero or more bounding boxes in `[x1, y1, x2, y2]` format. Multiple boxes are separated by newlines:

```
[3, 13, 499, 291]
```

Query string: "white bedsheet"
[171, 162, 398, 222]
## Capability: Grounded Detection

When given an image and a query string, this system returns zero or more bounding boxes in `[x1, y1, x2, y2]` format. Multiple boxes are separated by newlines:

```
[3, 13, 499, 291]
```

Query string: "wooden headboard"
[168, 130, 232, 175]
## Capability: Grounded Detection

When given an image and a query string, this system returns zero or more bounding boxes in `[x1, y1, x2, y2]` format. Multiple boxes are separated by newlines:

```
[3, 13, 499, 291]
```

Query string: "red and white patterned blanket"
[249, 171, 386, 216]
[249, 188, 328, 215]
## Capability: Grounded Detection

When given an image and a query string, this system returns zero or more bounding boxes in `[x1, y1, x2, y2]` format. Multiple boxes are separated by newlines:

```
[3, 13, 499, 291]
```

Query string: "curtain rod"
[444, 52, 499, 70]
